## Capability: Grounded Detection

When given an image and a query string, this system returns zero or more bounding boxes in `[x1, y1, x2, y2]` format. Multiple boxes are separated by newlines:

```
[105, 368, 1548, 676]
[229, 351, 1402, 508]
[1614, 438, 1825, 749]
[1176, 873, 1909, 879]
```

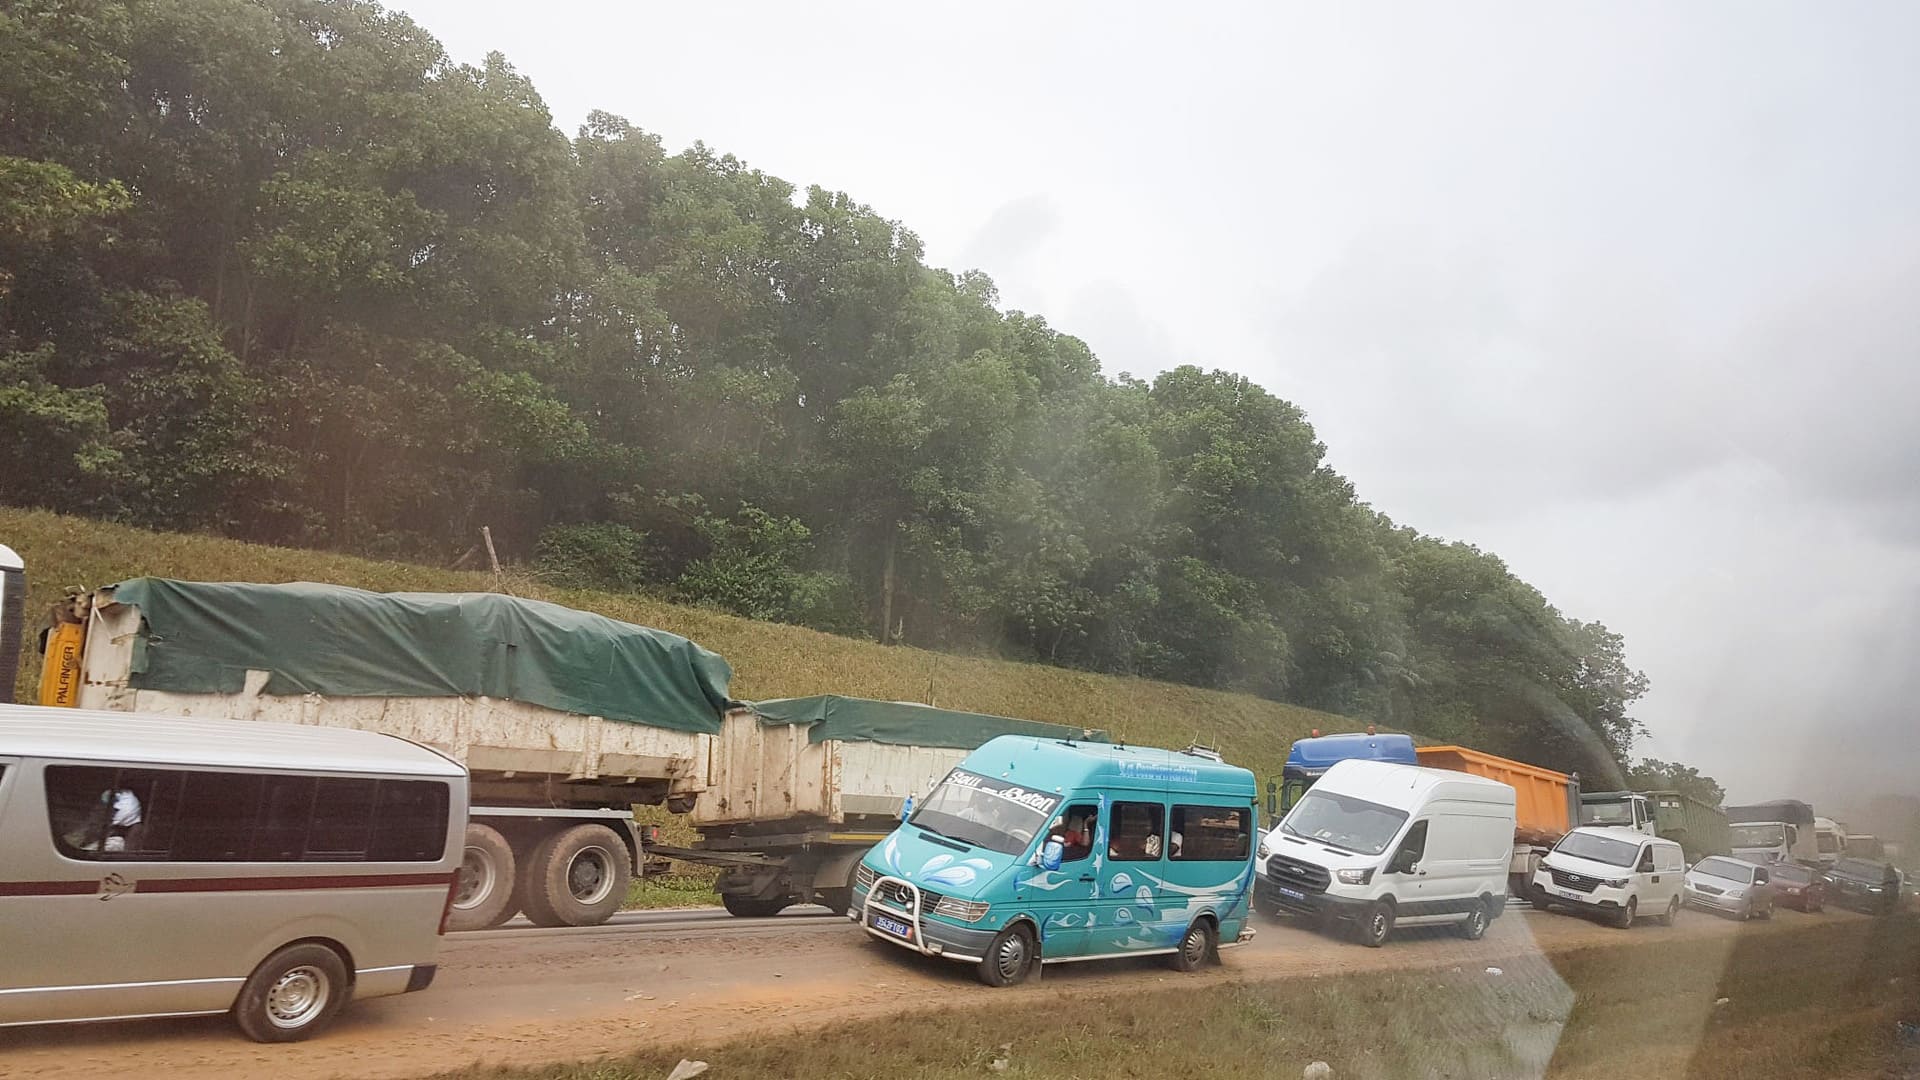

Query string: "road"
[0, 904, 1860, 1080]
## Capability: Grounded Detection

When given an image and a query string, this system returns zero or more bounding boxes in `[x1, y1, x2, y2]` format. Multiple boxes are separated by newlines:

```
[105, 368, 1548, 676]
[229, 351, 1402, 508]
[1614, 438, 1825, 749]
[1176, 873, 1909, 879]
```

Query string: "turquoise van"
[850, 735, 1259, 986]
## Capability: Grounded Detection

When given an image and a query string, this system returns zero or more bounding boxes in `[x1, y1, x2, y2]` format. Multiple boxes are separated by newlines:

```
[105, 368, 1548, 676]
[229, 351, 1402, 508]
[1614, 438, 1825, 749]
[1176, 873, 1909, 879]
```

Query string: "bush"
[533, 522, 654, 592]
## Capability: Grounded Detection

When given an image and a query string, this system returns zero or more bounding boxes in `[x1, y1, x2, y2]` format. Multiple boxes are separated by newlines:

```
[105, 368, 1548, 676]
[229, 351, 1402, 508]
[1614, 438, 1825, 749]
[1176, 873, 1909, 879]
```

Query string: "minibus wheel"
[1169, 918, 1216, 972]
[976, 924, 1036, 987]
[447, 823, 519, 932]
[233, 943, 350, 1043]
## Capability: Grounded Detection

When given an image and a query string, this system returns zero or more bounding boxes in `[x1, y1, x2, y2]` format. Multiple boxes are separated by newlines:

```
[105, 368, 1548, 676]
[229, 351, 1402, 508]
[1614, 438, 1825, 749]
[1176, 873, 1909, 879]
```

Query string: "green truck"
[1580, 789, 1731, 864]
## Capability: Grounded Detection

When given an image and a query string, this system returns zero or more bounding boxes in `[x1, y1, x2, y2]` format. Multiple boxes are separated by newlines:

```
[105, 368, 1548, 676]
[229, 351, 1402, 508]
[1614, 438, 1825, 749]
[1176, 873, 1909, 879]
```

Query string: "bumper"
[1256, 876, 1371, 919]
[853, 878, 994, 963]
[1830, 890, 1892, 912]
[1683, 889, 1748, 915]
[1534, 876, 1632, 914]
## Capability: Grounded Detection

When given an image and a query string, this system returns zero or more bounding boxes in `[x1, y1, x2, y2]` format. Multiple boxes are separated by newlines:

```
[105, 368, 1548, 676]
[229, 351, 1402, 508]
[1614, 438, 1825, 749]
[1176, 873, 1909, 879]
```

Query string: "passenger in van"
[99, 786, 143, 853]
[1049, 813, 1092, 861]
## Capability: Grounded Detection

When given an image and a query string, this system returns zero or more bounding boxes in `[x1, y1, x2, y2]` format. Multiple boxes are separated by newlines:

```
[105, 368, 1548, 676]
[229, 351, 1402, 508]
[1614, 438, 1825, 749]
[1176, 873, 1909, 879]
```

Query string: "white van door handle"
[1415, 867, 1427, 876]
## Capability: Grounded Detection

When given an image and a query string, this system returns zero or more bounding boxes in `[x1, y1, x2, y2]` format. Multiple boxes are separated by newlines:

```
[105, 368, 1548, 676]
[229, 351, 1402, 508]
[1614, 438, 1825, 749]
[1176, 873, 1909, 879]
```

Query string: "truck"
[1812, 816, 1848, 868]
[1726, 799, 1819, 865]
[655, 694, 1106, 918]
[1579, 789, 1731, 864]
[8, 574, 1106, 929]
[1256, 733, 1579, 906]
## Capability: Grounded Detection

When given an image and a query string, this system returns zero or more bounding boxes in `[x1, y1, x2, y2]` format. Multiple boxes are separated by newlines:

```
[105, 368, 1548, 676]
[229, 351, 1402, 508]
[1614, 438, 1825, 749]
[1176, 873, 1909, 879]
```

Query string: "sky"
[396, 0, 1920, 810]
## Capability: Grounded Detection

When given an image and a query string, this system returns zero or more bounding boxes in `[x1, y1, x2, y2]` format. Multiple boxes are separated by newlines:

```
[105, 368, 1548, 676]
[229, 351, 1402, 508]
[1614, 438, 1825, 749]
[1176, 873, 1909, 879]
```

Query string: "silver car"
[1683, 855, 1776, 920]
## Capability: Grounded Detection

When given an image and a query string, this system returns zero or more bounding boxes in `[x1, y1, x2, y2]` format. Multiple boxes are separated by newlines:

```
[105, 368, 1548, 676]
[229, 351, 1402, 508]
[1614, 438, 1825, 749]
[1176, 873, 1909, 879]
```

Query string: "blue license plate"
[873, 914, 913, 939]
[1278, 886, 1306, 901]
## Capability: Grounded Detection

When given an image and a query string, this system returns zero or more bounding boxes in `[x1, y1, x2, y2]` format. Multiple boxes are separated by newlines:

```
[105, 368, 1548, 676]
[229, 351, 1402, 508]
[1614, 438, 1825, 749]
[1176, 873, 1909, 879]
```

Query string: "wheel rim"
[1183, 925, 1208, 964]
[994, 932, 1028, 980]
[1370, 910, 1388, 940]
[266, 965, 330, 1029]
[1469, 908, 1486, 934]
[566, 845, 616, 905]
[454, 845, 497, 910]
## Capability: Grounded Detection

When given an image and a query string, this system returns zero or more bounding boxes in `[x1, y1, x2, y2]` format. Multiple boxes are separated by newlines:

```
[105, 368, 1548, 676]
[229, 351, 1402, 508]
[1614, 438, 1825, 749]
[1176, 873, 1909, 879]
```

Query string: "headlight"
[933, 896, 991, 923]
[1869, 885, 1887, 893]
[1257, 839, 1271, 861]
[854, 864, 876, 889]
[1724, 887, 1746, 897]
[1603, 878, 1629, 889]
[1335, 867, 1375, 886]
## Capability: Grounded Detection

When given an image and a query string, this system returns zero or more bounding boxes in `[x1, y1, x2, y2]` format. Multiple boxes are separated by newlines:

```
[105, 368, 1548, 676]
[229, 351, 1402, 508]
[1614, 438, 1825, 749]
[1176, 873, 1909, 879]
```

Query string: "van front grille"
[873, 879, 944, 910]
[1266, 854, 1331, 892]
[1549, 868, 1600, 894]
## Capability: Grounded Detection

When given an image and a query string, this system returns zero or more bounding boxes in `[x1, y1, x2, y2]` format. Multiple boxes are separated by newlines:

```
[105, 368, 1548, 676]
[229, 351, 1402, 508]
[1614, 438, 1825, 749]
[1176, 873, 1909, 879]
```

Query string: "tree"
[1625, 759, 1726, 808]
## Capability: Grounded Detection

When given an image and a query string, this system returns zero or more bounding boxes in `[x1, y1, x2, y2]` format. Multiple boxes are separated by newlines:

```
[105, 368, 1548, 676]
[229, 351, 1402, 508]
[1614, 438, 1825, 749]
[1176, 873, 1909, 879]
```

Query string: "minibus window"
[308, 777, 380, 857]
[369, 780, 452, 862]
[1108, 802, 1166, 861]
[1169, 805, 1251, 861]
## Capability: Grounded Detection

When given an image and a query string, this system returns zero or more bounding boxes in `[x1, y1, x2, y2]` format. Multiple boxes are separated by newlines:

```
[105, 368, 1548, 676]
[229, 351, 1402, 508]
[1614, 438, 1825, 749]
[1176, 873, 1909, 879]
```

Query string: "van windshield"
[1280, 790, 1409, 855]
[1730, 823, 1785, 848]
[1555, 831, 1640, 867]
[908, 768, 1061, 856]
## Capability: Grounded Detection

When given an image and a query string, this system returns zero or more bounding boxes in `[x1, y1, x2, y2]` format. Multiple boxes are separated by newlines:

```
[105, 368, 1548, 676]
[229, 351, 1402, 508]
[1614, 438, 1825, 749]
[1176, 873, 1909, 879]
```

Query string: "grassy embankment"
[441, 915, 1919, 1080]
[1, 508, 1362, 906]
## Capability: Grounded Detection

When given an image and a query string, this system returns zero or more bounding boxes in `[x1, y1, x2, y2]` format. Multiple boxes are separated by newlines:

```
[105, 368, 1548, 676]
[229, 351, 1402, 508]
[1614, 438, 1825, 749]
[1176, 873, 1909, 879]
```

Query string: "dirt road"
[0, 905, 1858, 1080]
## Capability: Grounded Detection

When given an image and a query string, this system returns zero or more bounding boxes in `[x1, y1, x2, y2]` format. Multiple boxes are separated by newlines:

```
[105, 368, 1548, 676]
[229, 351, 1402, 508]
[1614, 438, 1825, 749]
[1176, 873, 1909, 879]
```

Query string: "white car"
[1533, 826, 1685, 928]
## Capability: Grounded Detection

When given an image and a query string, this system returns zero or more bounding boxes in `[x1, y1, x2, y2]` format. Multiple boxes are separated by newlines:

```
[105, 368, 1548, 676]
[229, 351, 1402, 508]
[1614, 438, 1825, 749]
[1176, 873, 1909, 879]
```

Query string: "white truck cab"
[1534, 826, 1685, 928]
[1258, 758, 1517, 947]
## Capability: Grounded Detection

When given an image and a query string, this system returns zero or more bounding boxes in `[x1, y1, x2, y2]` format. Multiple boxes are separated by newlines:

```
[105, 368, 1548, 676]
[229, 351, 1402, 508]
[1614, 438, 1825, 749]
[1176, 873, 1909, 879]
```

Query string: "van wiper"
[919, 830, 970, 853]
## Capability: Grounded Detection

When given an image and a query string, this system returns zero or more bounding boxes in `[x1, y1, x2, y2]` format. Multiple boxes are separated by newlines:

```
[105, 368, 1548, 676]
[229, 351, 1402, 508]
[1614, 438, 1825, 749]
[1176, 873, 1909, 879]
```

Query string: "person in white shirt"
[101, 787, 142, 853]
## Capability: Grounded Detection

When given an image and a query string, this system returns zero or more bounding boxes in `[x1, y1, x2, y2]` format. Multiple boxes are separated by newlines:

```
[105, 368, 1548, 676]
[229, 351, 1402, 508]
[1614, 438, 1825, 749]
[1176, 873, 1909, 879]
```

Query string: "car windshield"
[1833, 858, 1886, 879]
[1582, 801, 1636, 826]
[1731, 823, 1786, 848]
[907, 769, 1060, 856]
[1772, 864, 1812, 883]
[1554, 831, 1641, 867]
[1281, 790, 1409, 855]
[1694, 858, 1757, 883]
[1817, 833, 1842, 853]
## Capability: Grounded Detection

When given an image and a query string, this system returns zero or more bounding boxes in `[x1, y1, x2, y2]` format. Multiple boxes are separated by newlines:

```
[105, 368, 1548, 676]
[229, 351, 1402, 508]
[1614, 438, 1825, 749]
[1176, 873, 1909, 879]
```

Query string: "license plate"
[873, 914, 913, 939]
[1277, 886, 1306, 901]
[1553, 887, 1583, 900]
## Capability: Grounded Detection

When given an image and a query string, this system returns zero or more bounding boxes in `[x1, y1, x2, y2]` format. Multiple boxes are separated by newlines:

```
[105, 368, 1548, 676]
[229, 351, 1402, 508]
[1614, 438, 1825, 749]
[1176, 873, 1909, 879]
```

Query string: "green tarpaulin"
[106, 578, 733, 734]
[748, 694, 1107, 749]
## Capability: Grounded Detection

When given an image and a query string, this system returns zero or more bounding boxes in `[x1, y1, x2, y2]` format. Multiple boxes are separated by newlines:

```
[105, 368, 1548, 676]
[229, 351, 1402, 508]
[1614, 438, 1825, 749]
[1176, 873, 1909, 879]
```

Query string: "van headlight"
[1603, 878, 1629, 889]
[1257, 839, 1271, 861]
[854, 864, 877, 889]
[933, 897, 991, 923]
[1336, 868, 1375, 886]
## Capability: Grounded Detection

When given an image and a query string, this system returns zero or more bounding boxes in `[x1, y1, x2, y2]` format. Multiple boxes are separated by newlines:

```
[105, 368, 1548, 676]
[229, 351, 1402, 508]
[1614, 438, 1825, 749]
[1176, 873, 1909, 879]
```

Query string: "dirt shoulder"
[0, 907, 1862, 1080]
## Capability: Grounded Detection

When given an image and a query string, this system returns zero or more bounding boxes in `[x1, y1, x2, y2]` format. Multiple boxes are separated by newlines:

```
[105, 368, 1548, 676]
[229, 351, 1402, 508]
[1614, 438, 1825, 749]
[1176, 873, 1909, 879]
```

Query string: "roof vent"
[1182, 743, 1223, 762]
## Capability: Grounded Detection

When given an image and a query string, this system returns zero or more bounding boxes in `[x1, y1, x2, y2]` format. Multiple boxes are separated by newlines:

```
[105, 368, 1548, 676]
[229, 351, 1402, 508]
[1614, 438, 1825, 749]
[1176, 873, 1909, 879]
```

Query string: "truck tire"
[446, 822, 519, 932]
[721, 894, 789, 918]
[519, 824, 631, 928]
[231, 943, 351, 1043]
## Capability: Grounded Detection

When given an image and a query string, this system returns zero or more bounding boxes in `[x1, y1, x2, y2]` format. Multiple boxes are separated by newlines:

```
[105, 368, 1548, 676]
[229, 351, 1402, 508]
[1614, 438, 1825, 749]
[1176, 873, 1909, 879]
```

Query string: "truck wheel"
[976, 924, 1036, 987]
[818, 888, 854, 917]
[231, 943, 350, 1043]
[446, 823, 519, 932]
[519, 824, 631, 928]
[1169, 918, 1217, 972]
[1457, 899, 1491, 940]
[721, 894, 790, 918]
[1355, 902, 1394, 947]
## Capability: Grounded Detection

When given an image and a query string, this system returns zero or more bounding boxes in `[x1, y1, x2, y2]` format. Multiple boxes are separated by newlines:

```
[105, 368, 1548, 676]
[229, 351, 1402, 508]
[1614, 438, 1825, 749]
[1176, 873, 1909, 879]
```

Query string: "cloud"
[960, 194, 1061, 278]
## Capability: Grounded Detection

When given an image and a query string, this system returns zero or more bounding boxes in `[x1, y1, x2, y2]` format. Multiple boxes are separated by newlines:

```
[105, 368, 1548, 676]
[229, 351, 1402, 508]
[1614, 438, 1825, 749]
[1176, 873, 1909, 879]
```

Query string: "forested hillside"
[0, 0, 1646, 779]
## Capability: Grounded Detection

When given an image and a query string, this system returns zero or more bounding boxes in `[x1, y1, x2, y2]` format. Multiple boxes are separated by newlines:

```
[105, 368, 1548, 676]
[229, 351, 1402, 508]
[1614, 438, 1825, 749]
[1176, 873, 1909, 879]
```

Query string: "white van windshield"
[1281, 789, 1409, 855]
[909, 768, 1061, 856]
[1555, 831, 1640, 867]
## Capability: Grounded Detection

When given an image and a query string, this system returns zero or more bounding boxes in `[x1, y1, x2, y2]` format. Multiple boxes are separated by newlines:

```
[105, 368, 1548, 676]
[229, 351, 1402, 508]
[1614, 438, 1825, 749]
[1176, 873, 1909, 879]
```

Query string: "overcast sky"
[398, 0, 1920, 810]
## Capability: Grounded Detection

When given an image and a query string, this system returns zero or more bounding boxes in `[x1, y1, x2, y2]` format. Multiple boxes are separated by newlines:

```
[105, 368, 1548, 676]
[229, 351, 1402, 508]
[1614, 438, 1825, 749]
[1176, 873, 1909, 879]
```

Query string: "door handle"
[1079, 874, 1097, 883]
[1416, 868, 1427, 876]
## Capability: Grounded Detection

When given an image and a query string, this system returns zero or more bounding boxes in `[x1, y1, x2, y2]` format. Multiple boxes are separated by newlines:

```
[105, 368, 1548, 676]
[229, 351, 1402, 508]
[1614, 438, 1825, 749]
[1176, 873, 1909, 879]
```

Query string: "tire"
[1655, 895, 1680, 926]
[722, 894, 790, 918]
[518, 824, 631, 928]
[975, 923, 1037, 987]
[446, 823, 519, 932]
[231, 943, 351, 1043]
[1756, 900, 1773, 920]
[1170, 918, 1217, 972]
[1612, 897, 1637, 930]
[818, 888, 853, 918]
[1457, 900, 1491, 940]
[1355, 901, 1394, 948]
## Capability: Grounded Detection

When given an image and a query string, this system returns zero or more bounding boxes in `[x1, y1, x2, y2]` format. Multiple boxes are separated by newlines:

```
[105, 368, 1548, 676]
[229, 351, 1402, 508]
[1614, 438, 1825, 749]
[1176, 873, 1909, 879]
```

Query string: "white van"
[1260, 758, 1518, 947]
[1533, 826, 1684, 928]
[0, 705, 467, 1041]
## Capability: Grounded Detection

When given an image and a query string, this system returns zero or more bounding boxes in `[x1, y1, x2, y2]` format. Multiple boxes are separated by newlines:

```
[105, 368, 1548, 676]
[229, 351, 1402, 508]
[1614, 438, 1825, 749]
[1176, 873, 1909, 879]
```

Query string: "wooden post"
[482, 526, 501, 575]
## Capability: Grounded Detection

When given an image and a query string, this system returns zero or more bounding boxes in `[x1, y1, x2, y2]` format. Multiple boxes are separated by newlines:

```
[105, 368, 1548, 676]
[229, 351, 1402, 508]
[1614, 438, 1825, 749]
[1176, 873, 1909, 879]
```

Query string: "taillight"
[438, 872, 459, 935]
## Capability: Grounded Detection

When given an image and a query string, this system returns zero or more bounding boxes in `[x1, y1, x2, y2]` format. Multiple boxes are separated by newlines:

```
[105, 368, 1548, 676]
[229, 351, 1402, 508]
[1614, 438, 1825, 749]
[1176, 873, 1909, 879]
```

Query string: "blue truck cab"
[851, 735, 1259, 986]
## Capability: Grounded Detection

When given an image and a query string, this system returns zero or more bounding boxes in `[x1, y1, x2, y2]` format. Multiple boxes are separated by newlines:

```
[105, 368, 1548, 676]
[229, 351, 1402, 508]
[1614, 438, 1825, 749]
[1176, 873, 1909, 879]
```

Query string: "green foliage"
[0, 0, 1656, 778]
[1626, 758, 1727, 808]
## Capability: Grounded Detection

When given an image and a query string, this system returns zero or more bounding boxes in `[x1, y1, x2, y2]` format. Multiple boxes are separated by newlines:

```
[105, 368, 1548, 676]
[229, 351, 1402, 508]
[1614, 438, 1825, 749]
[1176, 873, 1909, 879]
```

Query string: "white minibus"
[0, 704, 467, 1041]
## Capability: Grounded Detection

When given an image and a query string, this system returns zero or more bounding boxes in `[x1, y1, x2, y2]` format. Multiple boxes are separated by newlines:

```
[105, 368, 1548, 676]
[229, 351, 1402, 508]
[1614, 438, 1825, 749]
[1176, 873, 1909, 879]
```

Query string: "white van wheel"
[1657, 896, 1680, 925]
[447, 823, 519, 931]
[1457, 900, 1490, 940]
[232, 943, 350, 1043]
[1356, 902, 1394, 947]
[1612, 897, 1637, 929]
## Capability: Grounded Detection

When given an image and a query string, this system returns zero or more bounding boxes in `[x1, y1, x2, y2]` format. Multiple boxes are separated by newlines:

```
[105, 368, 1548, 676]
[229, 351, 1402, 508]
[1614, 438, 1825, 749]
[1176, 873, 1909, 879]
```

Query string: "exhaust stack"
[0, 545, 22, 704]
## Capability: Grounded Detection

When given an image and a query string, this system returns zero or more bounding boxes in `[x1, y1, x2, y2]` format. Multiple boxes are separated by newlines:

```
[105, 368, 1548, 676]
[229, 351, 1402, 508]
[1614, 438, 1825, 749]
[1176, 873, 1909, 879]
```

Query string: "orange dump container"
[1415, 745, 1577, 841]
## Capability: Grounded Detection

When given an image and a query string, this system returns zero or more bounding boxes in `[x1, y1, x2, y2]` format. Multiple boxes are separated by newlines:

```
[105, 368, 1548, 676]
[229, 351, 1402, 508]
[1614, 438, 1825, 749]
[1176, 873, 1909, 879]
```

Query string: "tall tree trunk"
[880, 526, 897, 644]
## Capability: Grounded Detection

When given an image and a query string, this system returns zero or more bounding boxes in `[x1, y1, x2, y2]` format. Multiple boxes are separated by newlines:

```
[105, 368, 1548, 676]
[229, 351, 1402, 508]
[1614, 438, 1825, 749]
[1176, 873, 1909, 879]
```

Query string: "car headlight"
[854, 863, 877, 889]
[1603, 878, 1629, 889]
[1868, 885, 1887, 893]
[1257, 839, 1271, 861]
[1336, 867, 1375, 886]
[933, 896, 991, 923]
[1724, 887, 1746, 897]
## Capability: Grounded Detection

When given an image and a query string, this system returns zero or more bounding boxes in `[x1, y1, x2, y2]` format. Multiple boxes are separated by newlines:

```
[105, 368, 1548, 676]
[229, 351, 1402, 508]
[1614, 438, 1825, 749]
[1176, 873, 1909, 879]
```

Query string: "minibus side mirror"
[1035, 839, 1064, 872]
[899, 795, 914, 823]
[1265, 781, 1277, 819]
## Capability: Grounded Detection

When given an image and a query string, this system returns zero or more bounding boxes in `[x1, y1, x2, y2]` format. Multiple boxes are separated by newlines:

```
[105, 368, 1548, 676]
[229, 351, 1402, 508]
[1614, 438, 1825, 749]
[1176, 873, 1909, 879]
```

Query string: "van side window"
[1391, 820, 1428, 871]
[1169, 805, 1250, 861]
[1108, 802, 1166, 861]
[1637, 847, 1656, 873]
[1046, 803, 1098, 863]
[45, 765, 449, 863]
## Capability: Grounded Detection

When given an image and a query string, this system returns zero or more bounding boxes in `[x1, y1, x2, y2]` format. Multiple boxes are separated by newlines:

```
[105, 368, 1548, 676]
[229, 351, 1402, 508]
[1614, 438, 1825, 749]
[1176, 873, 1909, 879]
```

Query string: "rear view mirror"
[1265, 781, 1278, 819]
[1036, 839, 1064, 872]
[900, 794, 914, 823]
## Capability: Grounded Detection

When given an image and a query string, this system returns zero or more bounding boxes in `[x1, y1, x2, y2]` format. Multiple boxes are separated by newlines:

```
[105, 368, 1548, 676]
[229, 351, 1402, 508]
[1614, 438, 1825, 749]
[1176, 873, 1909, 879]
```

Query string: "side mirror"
[1390, 851, 1416, 875]
[1035, 839, 1064, 872]
[1754, 870, 1770, 885]
[1265, 781, 1278, 819]
[899, 795, 914, 824]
